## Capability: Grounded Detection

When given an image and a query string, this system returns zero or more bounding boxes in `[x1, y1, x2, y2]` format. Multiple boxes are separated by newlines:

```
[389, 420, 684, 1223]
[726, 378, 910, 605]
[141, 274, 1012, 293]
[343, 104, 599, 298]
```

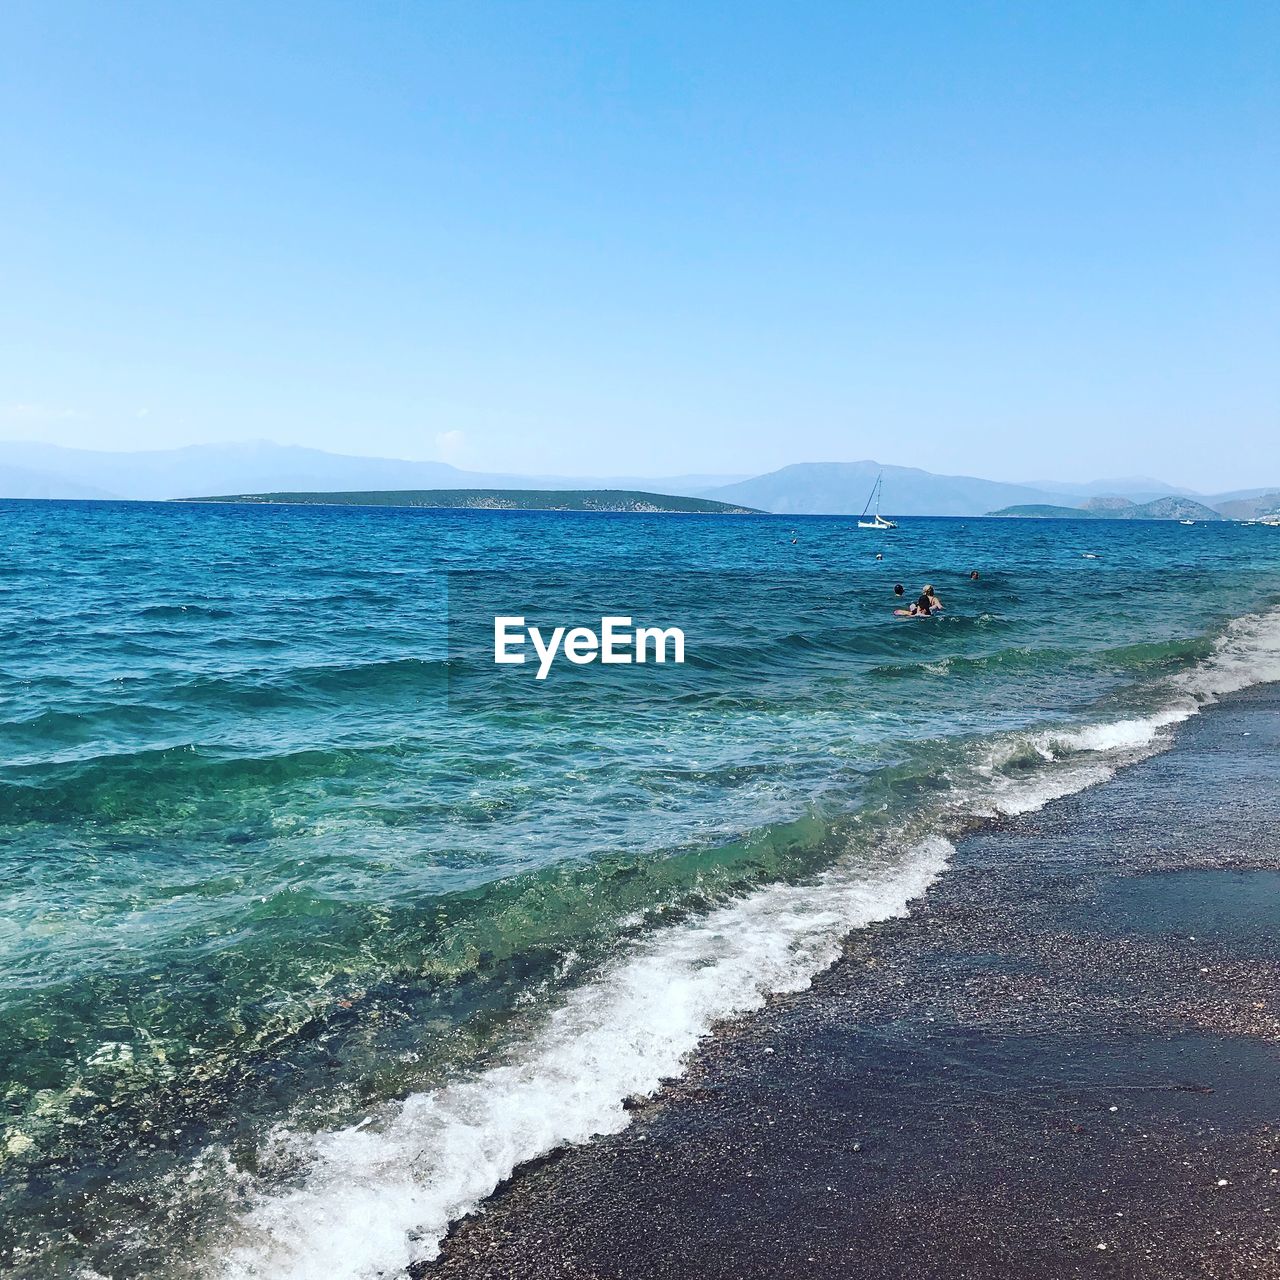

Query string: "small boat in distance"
[858, 472, 898, 529]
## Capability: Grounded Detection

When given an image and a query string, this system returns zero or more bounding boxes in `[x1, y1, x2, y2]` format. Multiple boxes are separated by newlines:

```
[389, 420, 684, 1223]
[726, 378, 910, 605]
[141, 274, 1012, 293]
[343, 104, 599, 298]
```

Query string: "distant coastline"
[987, 495, 1226, 521]
[180, 488, 762, 515]
[4, 442, 1278, 517]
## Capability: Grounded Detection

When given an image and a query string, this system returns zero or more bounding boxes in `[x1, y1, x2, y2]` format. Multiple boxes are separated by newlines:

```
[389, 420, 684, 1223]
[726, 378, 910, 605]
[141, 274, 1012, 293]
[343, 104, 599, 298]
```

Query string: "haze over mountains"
[703, 463, 1280, 520]
[704, 462, 1188, 516]
[0, 441, 742, 504]
[1, 440, 1276, 519]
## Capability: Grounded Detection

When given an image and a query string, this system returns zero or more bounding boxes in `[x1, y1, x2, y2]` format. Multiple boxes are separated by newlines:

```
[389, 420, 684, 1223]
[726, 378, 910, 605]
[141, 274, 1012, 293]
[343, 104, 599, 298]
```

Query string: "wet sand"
[418, 685, 1280, 1279]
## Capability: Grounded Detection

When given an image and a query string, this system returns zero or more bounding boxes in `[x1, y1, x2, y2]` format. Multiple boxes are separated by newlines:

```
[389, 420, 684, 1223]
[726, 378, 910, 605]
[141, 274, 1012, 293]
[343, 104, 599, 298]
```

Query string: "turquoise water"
[3, 500, 1280, 1278]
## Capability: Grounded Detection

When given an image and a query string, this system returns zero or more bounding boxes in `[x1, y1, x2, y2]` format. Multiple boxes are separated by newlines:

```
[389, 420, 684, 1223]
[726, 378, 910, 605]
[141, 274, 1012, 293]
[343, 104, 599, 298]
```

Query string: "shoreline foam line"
[210, 606, 1280, 1280]
[969, 604, 1280, 818]
[217, 839, 951, 1279]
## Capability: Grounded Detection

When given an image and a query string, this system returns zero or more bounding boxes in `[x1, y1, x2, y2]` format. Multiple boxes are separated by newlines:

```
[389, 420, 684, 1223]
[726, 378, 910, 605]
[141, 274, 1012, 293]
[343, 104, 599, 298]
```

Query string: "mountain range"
[701, 462, 1280, 518]
[1, 440, 1276, 519]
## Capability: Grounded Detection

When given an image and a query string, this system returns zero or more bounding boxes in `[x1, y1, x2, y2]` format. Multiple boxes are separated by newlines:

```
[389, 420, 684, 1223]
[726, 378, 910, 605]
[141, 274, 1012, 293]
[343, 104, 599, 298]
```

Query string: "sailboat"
[857, 473, 898, 529]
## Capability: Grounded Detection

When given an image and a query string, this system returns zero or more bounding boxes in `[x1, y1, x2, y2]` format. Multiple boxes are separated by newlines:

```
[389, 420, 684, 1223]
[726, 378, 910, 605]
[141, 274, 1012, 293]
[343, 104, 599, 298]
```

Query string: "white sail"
[857, 473, 898, 529]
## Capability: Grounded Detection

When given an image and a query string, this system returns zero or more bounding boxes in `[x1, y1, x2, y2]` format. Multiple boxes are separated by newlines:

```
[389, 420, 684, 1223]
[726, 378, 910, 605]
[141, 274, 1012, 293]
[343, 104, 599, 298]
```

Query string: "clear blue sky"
[1, 1, 1276, 489]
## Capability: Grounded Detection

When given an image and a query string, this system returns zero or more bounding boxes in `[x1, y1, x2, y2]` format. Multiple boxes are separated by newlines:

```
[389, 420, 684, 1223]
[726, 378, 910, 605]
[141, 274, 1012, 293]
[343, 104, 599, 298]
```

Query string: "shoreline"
[418, 683, 1280, 1279]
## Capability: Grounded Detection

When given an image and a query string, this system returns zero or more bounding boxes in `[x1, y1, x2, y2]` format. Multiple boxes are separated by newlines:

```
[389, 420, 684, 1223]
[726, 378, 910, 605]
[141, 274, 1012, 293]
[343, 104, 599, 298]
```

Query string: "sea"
[3, 499, 1280, 1279]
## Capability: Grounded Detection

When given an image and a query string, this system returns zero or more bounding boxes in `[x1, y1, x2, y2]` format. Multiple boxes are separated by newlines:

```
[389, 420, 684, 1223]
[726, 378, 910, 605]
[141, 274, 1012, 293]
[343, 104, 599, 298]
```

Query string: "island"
[180, 488, 762, 514]
[987, 496, 1223, 520]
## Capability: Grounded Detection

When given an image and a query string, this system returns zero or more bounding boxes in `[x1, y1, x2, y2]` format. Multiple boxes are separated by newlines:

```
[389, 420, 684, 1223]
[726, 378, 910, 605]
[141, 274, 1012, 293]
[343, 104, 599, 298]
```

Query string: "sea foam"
[216, 837, 949, 1278]
[972, 605, 1280, 816]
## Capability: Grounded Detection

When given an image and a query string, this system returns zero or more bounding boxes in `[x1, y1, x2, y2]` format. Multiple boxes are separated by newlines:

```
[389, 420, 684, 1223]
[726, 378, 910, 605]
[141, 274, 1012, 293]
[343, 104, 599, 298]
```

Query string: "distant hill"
[1108, 497, 1223, 521]
[0, 464, 117, 500]
[183, 488, 761, 514]
[1082, 494, 1140, 512]
[1215, 491, 1280, 520]
[986, 504, 1103, 519]
[989, 496, 1223, 520]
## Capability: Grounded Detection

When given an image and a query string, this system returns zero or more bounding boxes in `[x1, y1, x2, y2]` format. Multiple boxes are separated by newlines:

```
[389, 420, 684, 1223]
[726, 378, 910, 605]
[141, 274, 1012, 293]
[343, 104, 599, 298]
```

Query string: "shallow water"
[2, 500, 1279, 1277]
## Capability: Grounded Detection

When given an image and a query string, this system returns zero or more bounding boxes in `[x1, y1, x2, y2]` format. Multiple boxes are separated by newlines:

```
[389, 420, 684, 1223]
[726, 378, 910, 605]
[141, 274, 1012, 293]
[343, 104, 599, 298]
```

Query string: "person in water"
[893, 584, 941, 617]
[969, 570, 980, 580]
